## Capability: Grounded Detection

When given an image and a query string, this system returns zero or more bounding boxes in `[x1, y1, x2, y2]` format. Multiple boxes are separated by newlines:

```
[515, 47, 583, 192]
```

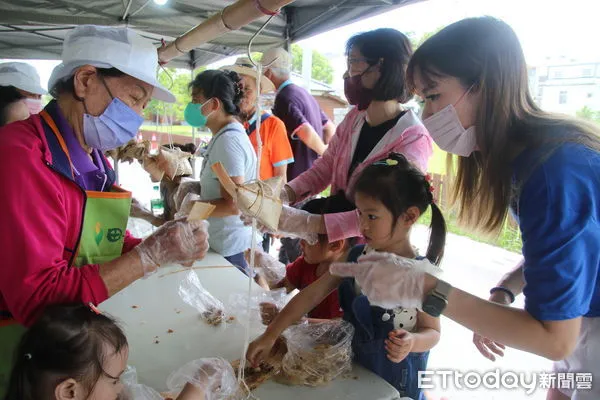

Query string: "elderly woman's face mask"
[80, 75, 145, 151]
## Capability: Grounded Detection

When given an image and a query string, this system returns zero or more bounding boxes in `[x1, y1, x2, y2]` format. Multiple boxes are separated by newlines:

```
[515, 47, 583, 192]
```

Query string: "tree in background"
[290, 44, 334, 84]
[144, 67, 205, 123]
[407, 28, 442, 50]
[576, 106, 600, 124]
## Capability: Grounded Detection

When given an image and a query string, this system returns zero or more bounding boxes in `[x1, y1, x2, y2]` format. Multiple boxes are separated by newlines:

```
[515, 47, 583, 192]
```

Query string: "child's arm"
[385, 312, 440, 363]
[410, 311, 441, 352]
[175, 383, 206, 400]
[246, 271, 343, 365]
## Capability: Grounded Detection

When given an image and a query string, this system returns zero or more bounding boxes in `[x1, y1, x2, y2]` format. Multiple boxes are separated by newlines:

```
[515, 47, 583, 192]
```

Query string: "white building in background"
[529, 60, 600, 115]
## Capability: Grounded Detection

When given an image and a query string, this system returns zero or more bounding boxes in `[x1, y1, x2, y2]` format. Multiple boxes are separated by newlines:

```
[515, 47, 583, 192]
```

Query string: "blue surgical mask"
[82, 98, 143, 151]
[184, 99, 213, 128]
[81, 75, 144, 151]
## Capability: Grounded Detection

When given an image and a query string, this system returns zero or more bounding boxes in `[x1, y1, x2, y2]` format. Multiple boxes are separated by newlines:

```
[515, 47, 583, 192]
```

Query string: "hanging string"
[236, 11, 278, 391]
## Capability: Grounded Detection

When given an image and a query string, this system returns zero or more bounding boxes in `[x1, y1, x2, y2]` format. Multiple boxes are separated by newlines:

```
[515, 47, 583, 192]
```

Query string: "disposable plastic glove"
[134, 219, 209, 276]
[241, 205, 320, 245]
[245, 248, 286, 287]
[174, 179, 202, 212]
[174, 193, 202, 220]
[330, 252, 440, 310]
[166, 357, 239, 400]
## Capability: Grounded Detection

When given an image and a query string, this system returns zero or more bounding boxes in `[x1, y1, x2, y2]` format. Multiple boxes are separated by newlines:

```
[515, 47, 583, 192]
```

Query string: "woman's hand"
[330, 252, 438, 309]
[134, 219, 209, 276]
[385, 329, 415, 363]
[472, 291, 510, 361]
[241, 205, 321, 245]
[246, 332, 278, 367]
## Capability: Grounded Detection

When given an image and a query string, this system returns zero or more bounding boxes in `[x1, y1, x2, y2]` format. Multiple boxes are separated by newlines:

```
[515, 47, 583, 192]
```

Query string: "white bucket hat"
[48, 25, 175, 103]
[0, 62, 47, 95]
[260, 48, 292, 70]
[219, 57, 275, 93]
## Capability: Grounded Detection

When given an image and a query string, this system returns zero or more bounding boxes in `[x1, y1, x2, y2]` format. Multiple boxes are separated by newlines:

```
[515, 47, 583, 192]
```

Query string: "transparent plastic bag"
[279, 320, 354, 387]
[174, 179, 202, 213]
[166, 357, 243, 400]
[179, 271, 233, 326]
[244, 249, 286, 288]
[119, 365, 163, 400]
[228, 288, 288, 327]
[174, 193, 202, 220]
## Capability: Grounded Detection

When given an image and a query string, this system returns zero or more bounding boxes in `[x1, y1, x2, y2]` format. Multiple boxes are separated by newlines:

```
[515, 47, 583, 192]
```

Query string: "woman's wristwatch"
[422, 279, 453, 317]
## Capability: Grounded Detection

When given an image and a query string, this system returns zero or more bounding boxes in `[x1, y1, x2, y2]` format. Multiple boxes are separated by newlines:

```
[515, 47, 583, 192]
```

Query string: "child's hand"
[246, 333, 278, 367]
[385, 329, 414, 363]
[260, 302, 280, 326]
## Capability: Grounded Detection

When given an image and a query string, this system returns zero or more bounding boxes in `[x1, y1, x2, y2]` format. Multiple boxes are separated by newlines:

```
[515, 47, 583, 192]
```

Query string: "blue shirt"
[513, 142, 600, 320]
[199, 122, 260, 257]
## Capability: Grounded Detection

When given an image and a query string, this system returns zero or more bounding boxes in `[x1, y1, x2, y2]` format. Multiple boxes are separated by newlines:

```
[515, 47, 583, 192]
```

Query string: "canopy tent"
[0, 0, 423, 69]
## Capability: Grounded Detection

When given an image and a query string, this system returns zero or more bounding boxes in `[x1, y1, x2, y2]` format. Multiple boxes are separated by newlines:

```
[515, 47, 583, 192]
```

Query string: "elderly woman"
[0, 62, 47, 126]
[0, 25, 208, 396]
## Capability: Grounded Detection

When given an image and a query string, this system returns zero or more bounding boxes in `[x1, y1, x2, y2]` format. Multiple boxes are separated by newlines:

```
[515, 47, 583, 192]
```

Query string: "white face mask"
[423, 105, 477, 157]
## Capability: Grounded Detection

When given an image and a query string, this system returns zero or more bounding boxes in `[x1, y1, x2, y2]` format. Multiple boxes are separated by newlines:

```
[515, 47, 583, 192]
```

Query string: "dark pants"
[278, 237, 301, 265]
[262, 233, 271, 253]
[225, 252, 252, 277]
[277, 197, 313, 264]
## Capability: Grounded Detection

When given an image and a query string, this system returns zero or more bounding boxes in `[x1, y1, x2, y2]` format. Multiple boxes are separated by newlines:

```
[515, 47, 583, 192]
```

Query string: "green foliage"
[290, 44, 334, 84]
[576, 106, 600, 123]
[406, 28, 443, 50]
[144, 67, 206, 123]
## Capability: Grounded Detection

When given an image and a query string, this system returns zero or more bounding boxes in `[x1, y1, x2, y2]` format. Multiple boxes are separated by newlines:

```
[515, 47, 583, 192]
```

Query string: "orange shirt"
[245, 113, 294, 180]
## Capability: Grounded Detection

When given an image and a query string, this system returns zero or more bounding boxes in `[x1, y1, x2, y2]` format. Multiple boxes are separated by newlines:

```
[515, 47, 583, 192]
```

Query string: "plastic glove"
[280, 184, 296, 205]
[244, 248, 286, 287]
[329, 252, 439, 310]
[134, 219, 209, 276]
[241, 205, 320, 245]
[472, 290, 509, 361]
[174, 193, 202, 220]
[174, 179, 202, 212]
[166, 357, 238, 400]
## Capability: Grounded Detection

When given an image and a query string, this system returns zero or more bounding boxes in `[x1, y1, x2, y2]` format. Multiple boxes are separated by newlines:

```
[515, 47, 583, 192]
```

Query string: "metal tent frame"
[0, 0, 423, 69]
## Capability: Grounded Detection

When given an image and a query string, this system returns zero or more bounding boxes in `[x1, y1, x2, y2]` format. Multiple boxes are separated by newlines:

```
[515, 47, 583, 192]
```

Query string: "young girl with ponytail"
[246, 153, 446, 400]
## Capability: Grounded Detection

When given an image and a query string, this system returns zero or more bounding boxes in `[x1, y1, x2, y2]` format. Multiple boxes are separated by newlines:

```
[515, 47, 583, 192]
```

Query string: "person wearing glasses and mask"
[0, 26, 209, 396]
[250, 29, 433, 249]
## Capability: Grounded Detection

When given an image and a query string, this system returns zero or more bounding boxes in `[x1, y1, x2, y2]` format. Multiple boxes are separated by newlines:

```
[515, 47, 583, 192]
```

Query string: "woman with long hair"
[331, 17, 600, 400]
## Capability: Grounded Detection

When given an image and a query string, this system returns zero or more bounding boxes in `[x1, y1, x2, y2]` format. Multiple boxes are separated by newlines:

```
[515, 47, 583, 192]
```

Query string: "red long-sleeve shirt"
[0, 112, 140, 326]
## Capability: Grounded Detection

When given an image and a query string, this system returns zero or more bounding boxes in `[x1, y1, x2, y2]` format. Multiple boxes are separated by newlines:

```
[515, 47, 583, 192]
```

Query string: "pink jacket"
[0, 114, 140, 326]
[288, 107, 433, 202]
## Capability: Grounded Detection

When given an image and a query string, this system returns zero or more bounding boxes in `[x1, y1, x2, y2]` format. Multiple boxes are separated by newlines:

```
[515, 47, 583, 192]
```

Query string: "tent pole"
[158, 0, 296, 64]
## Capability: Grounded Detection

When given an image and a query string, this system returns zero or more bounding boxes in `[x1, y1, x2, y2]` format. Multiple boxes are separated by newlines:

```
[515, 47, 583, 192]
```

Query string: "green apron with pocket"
[0, 111, 132, 397]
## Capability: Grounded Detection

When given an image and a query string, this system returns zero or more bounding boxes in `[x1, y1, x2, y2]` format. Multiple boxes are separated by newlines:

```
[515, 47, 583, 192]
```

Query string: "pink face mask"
[422, 87, 477, 157]
[24, 98, 43, 115]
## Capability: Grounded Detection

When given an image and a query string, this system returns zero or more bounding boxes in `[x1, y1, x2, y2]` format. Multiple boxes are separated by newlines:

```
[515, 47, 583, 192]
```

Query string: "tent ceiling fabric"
[0, 0, 422, 69]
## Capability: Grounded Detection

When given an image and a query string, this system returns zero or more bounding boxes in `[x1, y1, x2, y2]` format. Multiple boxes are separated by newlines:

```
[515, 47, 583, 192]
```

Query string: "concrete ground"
[119, 161, 553, 400]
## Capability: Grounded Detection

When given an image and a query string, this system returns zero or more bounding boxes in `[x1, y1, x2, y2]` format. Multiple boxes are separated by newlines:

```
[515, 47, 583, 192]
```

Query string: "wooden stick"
[211, 162, 238, 198]
[158, 265, 234, 278]
[158, 0, 296, 64]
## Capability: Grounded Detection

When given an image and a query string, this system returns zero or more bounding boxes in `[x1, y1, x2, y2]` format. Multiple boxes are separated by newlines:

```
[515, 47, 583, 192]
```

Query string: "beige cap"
[260, 48, 291, 70]
[219, 57, 275, 93]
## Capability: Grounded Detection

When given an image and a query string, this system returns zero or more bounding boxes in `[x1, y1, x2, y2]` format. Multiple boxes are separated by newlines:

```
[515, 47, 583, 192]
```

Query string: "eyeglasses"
[347, 57, 370, 66]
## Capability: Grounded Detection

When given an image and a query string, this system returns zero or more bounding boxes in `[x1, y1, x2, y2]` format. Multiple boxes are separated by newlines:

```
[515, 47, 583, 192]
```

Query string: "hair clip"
[425, 173, 433, 182]
[374, 158, 398, 166]
[88, 302, 102, 315]
[429, 185, 435, 193]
